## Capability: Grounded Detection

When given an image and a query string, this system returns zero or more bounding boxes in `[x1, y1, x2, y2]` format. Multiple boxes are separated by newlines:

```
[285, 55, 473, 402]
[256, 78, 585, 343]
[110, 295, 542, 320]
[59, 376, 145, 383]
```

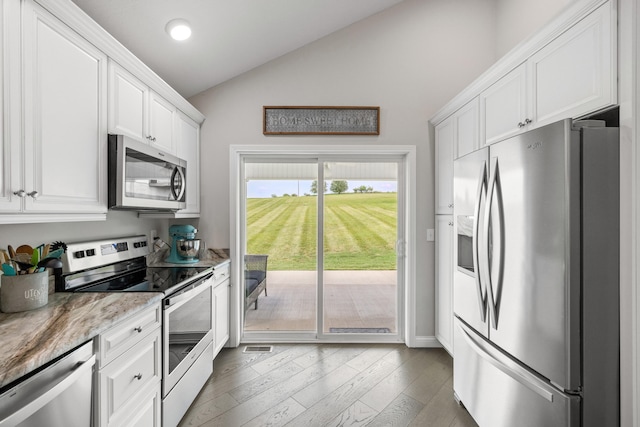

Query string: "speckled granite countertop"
[0, 292, 162, 390]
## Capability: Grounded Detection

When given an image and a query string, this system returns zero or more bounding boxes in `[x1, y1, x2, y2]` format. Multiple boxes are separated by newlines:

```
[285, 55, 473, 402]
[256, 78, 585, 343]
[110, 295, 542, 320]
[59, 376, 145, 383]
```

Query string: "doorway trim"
[229, 145, 417, 346]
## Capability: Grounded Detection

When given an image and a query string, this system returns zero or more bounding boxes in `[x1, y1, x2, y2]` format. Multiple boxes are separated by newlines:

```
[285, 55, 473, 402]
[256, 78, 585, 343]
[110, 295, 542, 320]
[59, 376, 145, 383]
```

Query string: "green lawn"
[246, 193, 397, 270]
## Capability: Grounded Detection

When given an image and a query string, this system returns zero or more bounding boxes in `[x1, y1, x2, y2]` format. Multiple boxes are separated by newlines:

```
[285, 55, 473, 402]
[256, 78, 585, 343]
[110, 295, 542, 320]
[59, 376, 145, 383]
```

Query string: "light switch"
[427, 229, 435, 241]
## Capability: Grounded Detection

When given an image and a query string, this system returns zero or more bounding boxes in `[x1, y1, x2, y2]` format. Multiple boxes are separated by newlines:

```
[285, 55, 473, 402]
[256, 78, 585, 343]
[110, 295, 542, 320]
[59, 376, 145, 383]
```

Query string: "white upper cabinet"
[149, 92, 176, 154]
[434, 0, 616, 147]
[176, 113, 200, 217]
[108, 61, 178, 155]
[108, 62, 147, 141]
[528, 2, 614, 128]
[480, 63, 528, 145]
[454, 98, 479, 158]
[0, 0, 21, 213]
[20, 0, 107, 216]
[435, 117, 454, 215]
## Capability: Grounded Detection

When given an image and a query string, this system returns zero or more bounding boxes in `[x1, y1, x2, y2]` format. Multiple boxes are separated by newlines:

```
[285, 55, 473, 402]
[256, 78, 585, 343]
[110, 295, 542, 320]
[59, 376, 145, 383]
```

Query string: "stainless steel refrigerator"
[452, 118, 619, 427]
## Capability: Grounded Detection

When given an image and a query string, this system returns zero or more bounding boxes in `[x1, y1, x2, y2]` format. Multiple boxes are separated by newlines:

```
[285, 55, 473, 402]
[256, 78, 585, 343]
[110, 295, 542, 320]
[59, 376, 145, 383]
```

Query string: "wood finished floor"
[178, 343, 478, 427]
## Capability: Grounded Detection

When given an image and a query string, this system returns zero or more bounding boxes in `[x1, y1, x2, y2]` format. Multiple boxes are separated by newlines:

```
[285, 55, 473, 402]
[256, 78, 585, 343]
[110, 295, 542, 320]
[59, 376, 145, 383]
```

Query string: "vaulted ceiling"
[71, 0, 406, 98]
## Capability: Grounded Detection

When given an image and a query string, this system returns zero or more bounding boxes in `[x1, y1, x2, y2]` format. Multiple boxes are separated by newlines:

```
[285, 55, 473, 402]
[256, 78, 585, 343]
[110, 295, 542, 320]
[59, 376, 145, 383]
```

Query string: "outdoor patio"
[244, 270, 397, 333]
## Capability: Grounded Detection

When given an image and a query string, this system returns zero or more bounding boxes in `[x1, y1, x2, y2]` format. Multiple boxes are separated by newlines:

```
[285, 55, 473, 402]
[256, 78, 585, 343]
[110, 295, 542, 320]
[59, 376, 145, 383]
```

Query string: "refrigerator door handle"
[472, 161, 488, 322]
[457, 321, 554, 403]
[484, 157, 505, 330]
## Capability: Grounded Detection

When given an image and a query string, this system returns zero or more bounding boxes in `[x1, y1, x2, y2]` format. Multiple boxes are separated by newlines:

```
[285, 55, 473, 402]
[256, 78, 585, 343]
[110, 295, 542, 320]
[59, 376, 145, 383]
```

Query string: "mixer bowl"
[176, 239, 200, 259]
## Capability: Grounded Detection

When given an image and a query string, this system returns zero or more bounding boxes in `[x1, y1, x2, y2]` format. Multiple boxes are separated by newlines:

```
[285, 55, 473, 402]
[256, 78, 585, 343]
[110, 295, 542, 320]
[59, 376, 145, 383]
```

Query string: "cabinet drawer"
[212, 262, 230, 287]
[99, 328, 161, 425]
[98, 304, 161, 367]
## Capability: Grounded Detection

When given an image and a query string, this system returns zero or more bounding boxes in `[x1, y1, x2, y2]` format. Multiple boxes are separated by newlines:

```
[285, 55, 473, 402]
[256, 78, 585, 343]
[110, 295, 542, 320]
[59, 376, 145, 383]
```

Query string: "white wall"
[494, 0, 574, 58]
[190, 0, 497, 339]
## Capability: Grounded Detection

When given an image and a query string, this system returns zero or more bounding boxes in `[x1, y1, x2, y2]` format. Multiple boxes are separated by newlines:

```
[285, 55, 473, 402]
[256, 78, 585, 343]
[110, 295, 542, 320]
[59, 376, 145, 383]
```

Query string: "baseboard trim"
[412, 336, 442, 348]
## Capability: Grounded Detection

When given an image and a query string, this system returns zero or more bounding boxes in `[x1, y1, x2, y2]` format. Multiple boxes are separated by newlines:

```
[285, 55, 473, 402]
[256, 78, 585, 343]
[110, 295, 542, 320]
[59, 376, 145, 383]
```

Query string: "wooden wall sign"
[263, 106, 380, 135]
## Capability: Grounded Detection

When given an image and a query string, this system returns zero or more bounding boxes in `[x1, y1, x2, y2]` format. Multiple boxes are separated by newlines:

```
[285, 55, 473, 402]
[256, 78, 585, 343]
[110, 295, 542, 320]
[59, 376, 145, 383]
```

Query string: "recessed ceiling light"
[166, 19, 192, 41]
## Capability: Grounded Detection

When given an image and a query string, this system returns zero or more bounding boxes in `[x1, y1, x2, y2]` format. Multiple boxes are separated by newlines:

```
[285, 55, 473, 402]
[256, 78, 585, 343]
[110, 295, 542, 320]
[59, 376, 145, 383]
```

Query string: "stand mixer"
[165, 224, 200, 264]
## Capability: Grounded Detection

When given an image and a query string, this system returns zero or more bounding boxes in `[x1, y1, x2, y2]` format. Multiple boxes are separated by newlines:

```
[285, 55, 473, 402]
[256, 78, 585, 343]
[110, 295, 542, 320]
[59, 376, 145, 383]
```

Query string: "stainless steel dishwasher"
[0, 341, 95, 427]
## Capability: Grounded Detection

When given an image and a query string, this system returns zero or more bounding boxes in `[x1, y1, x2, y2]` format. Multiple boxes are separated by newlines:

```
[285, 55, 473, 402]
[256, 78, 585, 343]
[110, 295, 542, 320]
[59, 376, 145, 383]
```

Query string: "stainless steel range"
[57, 235, 214, 427]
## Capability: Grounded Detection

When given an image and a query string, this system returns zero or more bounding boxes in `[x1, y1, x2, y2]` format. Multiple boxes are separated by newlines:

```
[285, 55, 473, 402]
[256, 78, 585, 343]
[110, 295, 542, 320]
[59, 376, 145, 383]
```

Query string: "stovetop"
[69, 265, 213, 294]
[56, 235, 214, 295]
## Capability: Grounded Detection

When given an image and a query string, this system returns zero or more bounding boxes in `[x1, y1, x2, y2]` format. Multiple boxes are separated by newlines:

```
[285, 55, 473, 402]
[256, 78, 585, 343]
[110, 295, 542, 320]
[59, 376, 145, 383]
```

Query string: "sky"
[246, 180, 397, 198]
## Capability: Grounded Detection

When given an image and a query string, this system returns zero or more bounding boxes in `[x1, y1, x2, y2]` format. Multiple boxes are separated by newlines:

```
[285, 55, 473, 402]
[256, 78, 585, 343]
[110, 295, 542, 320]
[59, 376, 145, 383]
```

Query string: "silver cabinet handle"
[518, 122, 525, 128]
[448, 203, 454, 208]
[448, 221, 453, 226]
[134, 373, 143, 380]
[133, 326, 142, 333]
[13, 190, 26, 198]
[524, 118, 532, 125]
[27, 191, 38, 199]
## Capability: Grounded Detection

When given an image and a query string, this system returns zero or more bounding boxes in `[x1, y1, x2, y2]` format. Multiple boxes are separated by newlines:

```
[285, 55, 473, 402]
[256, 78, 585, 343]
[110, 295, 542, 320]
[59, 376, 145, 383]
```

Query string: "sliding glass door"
[242, 156, 404, 341]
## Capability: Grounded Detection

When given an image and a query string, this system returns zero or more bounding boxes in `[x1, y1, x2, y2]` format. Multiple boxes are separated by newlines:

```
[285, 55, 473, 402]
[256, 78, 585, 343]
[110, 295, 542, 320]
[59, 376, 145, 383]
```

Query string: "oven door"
[162, 274, 213, 396]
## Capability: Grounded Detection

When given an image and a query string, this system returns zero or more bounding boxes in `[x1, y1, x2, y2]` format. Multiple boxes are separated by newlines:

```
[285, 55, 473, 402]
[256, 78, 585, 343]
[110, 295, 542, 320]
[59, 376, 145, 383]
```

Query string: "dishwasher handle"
[0, 354, 96, 427]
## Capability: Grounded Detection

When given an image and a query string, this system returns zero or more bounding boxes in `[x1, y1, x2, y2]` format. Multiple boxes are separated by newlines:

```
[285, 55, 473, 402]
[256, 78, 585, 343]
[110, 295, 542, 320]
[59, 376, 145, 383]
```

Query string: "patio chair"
[245, 254, 268, 311]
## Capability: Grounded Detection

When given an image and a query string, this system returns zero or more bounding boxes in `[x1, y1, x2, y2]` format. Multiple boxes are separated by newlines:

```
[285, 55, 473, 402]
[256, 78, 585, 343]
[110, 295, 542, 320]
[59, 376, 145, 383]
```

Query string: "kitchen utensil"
[50, 241, 67, 252]
[42, 244, 50, 257]
[31, 248, 40, 267]
[11, 258, 33, 271]
[7, 245, 16, 259]
[45, 248, 65, 260]
[1, 263, 16, 276]
[15, 245, 34, 255]
[37, 257, 62, 270]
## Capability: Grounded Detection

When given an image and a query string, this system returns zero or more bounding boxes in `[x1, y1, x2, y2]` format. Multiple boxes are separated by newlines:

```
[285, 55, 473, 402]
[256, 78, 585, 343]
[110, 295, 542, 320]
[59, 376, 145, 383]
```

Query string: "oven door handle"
[164, 275, 212, 308]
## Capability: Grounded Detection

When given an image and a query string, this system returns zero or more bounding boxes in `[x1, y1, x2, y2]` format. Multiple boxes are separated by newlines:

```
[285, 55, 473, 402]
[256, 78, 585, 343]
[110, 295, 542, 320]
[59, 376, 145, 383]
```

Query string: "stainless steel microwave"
[108, 134, 187, 211]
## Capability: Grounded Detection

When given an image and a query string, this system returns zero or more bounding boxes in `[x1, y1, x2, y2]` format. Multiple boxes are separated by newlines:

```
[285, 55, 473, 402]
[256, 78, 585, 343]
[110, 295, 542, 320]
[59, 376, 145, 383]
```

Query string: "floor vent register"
[243, 345, 273, 353]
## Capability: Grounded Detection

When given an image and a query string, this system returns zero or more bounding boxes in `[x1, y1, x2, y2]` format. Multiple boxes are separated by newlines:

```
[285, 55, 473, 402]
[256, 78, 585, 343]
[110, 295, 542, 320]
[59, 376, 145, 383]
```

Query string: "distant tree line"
[309, 180, 377, 195]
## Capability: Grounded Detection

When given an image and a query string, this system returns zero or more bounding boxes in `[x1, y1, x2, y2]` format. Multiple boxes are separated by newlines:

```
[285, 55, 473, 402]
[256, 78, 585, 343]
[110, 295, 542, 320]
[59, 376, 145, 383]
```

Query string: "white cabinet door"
[149, 92, 176, 154]
[435, 215, 454, 355]
[0, 0, 21, 212]
[529, 2, 614, 128]
[454, 98, 479, 158]
[118, 385, 161, 427]
[213, 278, 230, 357]
[177, 112, 200, 216]
[108, 61, 148, 142]
[99, 329, 161, 427]
[435, 117, 454, 215]
[480, 63, 528, 145]
[22, 0, 107, 213]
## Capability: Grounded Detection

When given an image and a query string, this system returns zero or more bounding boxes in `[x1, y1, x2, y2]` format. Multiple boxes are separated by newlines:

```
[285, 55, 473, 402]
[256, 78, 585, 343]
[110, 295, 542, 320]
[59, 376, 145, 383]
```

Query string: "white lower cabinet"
[212, 262, 231, 358]
[435, 215, 454, 355]
[95, 304, 162, 427]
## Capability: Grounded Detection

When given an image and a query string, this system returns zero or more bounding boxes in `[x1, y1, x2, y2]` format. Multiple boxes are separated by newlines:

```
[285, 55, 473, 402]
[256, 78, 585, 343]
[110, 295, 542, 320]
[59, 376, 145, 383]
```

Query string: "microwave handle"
[170, 166, 186, 201]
